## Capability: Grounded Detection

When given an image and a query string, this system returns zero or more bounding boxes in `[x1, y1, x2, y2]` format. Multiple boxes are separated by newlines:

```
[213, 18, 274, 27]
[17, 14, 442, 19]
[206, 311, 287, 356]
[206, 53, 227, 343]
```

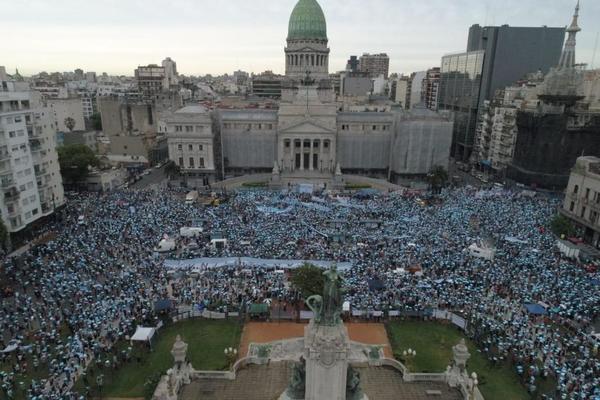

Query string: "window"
[178, 157, 184, 167]
[19, 185, 25, 192]
[372, 125, 378, 131]
[188, 144, 193, 151]
[9, 131, 15, 138]
[175, 125, 183, 132]
[324, 141, 329, 149]
[186, 126, 193, 132]
[189, 157, 195, 167]
[581, 206, 586, 218]
[285, 140, 291, 148]
[341, 124, 349, 131]
[32, 208, 38, 216]
[199, 145, 203, 151]
[196, 126, 204, 132]
[177, 144, 183, 150]
[199, 157, 205, 168]
[573, 185, 579, 194]
[14, 116, 22, 123]
[585, 188, 590, 199]
[569, 202, 575, 212]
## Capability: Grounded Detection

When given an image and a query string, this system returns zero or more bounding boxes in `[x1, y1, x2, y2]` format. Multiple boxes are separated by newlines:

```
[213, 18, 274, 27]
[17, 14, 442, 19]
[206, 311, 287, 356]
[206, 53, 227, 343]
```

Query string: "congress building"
[165, 0, 453, 187]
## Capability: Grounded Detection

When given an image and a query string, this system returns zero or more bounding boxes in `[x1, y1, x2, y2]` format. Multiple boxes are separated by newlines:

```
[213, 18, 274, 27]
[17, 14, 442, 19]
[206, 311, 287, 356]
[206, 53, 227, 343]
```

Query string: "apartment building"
[0, 80, 65, 235]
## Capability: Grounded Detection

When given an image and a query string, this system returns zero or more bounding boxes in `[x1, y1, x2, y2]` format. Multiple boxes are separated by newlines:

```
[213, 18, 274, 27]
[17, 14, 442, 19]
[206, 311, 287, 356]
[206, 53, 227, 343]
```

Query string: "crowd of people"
[0, 186, 598, 399]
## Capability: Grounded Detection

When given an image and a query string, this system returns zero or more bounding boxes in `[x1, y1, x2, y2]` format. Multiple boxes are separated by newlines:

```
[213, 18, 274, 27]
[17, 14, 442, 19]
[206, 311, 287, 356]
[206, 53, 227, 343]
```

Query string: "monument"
[281, 265, 367, 400]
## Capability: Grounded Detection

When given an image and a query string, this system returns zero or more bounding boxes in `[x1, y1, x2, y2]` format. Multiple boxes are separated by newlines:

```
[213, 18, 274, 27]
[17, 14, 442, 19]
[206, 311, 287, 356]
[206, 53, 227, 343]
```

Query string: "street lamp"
[224, 347, 238, 368]
[402, 348, 417, 370]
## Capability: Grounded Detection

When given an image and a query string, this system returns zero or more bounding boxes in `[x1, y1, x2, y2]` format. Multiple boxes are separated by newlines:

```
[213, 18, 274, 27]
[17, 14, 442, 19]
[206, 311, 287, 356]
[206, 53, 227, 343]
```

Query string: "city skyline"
[1, 0, 599, 76]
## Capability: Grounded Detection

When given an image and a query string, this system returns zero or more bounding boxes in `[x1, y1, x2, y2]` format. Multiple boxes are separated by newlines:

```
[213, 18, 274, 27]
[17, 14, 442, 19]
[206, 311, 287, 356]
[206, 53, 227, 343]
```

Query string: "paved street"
[130, 164, 168, 190]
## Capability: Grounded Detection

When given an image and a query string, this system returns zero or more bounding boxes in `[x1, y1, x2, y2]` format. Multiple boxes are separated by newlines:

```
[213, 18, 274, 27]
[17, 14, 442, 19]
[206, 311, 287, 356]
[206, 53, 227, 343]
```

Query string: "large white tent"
[130, 326, 156, 345]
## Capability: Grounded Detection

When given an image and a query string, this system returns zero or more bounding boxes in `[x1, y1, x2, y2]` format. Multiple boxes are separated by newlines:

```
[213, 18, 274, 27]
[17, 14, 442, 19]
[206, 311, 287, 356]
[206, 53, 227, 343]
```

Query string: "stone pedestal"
[304, 320, 350, 400]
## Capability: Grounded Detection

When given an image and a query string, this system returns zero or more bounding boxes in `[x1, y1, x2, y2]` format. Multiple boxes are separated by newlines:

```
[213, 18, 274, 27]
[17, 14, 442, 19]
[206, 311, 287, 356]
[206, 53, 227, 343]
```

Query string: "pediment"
[280, 120, 334, 134]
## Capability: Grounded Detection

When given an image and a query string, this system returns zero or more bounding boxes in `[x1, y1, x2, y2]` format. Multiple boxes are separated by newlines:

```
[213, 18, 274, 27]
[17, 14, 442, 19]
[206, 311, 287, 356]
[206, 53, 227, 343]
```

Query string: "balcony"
[35, 168, 47, 177]
[1, 178, 15, 189]
[4, 187, 20, 200]
[41, 203, 52, 214]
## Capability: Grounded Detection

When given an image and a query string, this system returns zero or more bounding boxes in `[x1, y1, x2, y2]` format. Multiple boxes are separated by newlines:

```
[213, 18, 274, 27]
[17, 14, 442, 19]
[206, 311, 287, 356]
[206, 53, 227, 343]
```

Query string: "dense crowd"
[0, 187, 598, 399]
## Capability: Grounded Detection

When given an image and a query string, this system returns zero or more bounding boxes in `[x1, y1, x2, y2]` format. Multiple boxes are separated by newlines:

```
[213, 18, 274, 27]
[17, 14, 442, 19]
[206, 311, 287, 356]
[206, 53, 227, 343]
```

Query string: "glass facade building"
[439, 51, 485, 161]
[439, 24, 565, 161]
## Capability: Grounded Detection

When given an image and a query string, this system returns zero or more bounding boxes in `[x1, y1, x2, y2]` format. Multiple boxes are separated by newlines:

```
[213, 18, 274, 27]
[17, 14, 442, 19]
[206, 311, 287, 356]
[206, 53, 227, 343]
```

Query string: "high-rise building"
[161, 57, 178, 90]
[391, 75, 411, 109]
[359, 53, 390, 79]
[233, 70, 249, 86]
[439, 24, 565, 161]
[74, 68, 84, 81]
[409, 71, 427, 108]
[135, 64, 166, 98]
[0, 76, 65, 236]
[85, 72, 97, 84]
[346, 56, 359, 73]
[422, 68, 441, 111]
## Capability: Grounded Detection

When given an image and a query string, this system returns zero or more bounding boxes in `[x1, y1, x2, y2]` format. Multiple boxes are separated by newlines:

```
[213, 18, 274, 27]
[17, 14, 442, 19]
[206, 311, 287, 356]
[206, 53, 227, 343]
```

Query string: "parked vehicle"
[185, 191, 199, 205]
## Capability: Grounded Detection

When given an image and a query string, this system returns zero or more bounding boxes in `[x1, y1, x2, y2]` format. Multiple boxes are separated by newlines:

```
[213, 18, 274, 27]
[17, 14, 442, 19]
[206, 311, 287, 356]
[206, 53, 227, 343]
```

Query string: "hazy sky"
[1, 0, 599, 76]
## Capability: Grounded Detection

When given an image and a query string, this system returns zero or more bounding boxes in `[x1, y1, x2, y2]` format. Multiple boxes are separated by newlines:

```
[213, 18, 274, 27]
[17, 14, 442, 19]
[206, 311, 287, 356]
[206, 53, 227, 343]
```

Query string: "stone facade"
[163, 106, 216, 185]
[561, 156, 600, 248]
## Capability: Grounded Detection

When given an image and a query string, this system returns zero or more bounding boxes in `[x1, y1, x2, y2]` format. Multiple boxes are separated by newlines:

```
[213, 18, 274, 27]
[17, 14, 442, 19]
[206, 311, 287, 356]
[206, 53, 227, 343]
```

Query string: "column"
[309, 140, 314, 171]
[300, 138, 304, 171]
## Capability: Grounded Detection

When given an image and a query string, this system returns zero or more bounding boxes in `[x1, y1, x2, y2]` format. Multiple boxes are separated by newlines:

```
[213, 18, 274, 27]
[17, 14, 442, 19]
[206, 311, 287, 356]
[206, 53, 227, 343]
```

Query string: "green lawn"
[386, 321, 540, 400]
[76, 318, 242, 398]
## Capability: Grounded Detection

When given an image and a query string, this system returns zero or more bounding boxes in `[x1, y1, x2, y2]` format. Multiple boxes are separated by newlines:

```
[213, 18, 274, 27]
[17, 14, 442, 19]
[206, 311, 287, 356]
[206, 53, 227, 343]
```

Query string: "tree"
[550, 214, 576, 237]
[426, 165, 449, 195]
[0, 219, 8, 251]
[57, 144, 99, 185]
[90, 113, 102, 131]
[291, 263, 324, 299]
[64, 117, 76, 132]
[163, 160, 181, 180]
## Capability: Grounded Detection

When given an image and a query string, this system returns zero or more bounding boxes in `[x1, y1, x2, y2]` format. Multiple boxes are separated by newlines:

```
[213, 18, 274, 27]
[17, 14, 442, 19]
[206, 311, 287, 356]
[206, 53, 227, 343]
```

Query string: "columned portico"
[279, 135, 334, 173]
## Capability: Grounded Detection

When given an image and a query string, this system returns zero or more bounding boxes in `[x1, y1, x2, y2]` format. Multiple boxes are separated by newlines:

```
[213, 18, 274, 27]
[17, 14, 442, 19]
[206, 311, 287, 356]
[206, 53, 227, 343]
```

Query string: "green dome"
[287, 0, 327, 40]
